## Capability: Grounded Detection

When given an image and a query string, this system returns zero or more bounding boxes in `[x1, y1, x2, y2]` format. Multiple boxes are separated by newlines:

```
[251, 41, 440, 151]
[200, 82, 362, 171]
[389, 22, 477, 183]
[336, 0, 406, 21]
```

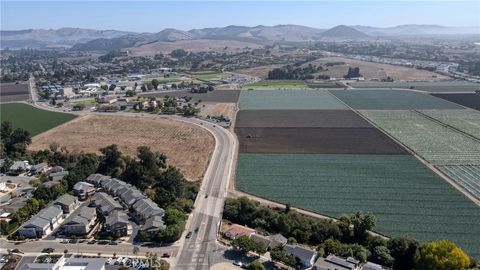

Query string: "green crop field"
[239, 90, 348, 110]
[245, 80, 306, 89]
[361, 110, 480, 165]
[0, 103, 76, 136]
[438, 165, 480, 201]
[349, 81, 480, 93]
[419, 109, 480, 139]
[330, 89, 464, 109]
[236, 153, 480, 258]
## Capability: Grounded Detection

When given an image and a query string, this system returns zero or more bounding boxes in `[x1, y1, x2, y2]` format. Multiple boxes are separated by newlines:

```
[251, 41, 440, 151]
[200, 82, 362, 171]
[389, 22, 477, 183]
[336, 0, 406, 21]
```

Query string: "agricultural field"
[236, 153, 480, 258]
[236, 110, 372, 128]
[239, 90, 347, 110]
[189, 72, 224, 81]
[0, 103, 76, 136]
[29, 115, 214, 181]
[235, 127, 408, 154]
[331, 89, 464, 110]
[438, 165, 480, 201]
[198, 102, 236, 121]
[0, 82, 30, 102]
[419, 109, 480, 139]
[305, 81, 343, 89]
[431, 93, 480, 111]
[140, 90, 241, 103]
[244, 80, 306, 90]
[349, 81, 480, 92]
[361, 110, 480, 165]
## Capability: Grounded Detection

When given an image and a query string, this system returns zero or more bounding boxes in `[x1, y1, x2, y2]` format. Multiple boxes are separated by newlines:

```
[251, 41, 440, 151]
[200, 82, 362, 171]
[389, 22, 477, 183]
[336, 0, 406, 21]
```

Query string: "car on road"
[98, 240, 109, 245]
[205, 194, 208, 198]
[60, 239, 69, 244]
[186, 231, 192, 239]
[162, 252, 172, 258]
[0, 257, 9, 263]
[69, 239, 77, 244]
[87, 240, 96, 244]
[42, 248, 55, 253]
[109, 241, 118, 245]
[194, 227, 199, 233]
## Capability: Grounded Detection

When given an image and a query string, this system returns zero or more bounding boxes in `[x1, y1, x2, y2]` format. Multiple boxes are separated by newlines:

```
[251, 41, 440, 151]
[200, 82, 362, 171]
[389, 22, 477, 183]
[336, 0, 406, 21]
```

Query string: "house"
[9, 161, 30, 172]
[284, 244, 317, 268]
[90, 192, 123, 216]
[143, 214, 166, 236]
[54, 194, 80, 214]
[132, 198, 164, 220]
[18, 205, 63, 238]
[62, 206, 97, 236]
[105, 210, 132, 237]
[30, 163, 49, 175]
[313, 255, 360, 270]
[73, 181, 95, 200]
[250, 233, 287, 250]
[20, 255, 107, 270]
[224, 224, 256, 240]
[86, 173, 112, 186]
[363, 262, 385, 270]
[120, 188, 145, 206]
[48, 171, 69, 181]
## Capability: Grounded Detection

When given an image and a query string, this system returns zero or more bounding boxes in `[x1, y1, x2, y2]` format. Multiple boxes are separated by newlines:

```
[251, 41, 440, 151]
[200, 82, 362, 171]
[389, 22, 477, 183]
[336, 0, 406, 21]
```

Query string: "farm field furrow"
[236, 154, 480, 258]
[235, 127, 408, 154]
[361, 110, 480, 165]
[349, 81, 480, 93]
[0, 83, 30, 102]
[139, 90, 241, 102]
[438, 165, 480, 200]
[419, 109, 480, 139]
[236, 110, 372, 128]
[431, 93, 480, 111]
[330, 89, 464, 110]
[239, 90, 347, 110]
[0, 102, 76, 136]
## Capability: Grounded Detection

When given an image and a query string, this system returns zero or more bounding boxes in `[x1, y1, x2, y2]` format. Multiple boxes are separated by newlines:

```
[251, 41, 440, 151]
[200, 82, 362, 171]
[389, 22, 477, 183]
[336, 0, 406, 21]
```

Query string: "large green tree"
[388, 236, 419, 270]
[414, 240, 470, 270]
[246, 261, 266, 270]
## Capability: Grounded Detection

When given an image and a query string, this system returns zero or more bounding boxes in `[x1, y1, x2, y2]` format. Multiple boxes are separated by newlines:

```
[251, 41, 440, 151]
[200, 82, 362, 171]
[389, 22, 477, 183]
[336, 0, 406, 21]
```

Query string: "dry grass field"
[311, 57, 449, 81]
[235, 64, 284, 79]
[198, 102, 236, 120]
[30, 115, 214, 182]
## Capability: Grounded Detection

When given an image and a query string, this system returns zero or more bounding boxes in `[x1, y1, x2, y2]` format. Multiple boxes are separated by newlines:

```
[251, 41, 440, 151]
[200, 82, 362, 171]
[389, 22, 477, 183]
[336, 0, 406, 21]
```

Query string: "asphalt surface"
[174, 118, 236, 270]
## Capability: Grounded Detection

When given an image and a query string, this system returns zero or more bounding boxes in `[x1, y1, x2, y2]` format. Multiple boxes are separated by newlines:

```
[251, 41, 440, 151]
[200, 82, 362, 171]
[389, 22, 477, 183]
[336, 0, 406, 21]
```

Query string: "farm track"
[413, 110, 480, 141]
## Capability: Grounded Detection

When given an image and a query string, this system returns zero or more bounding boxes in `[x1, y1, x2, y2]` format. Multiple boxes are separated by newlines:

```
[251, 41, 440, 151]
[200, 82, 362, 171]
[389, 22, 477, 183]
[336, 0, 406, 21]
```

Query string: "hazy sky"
[1, 1, 479, 32]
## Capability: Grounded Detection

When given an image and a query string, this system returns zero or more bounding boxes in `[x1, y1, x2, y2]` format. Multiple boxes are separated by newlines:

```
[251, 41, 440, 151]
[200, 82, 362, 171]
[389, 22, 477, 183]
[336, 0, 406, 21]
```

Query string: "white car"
[233, 261, 243, 267]
[60, 239, 69, 244]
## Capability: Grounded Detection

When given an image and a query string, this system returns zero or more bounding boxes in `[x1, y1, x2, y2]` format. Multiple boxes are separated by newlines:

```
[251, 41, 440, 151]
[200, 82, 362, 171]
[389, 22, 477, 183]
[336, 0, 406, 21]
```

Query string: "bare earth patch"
[234, 64, 285, 79]
[198, 102, 236, 120]
[29, 115, 214, 182]
[311, 57, 449, 81]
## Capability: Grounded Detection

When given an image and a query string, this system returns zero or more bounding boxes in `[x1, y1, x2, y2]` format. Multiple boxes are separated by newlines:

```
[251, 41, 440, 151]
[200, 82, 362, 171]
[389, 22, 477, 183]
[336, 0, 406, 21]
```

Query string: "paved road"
[174, 118, 236, 270]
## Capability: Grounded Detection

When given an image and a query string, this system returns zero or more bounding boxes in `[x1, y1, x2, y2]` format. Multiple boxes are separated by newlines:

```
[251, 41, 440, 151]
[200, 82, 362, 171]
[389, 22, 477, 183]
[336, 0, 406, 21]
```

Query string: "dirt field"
[140, 90, 241, 103]
[235, 127, 408, 154]
[0, 82, 30, 102]
[198, 102, 236, 120]
[236, 110, 371, 128]
[127, 39, 262, 57]
[29, 115, 214, 181]
[311, 57, 449, 81]
[431, 93, 480, 111]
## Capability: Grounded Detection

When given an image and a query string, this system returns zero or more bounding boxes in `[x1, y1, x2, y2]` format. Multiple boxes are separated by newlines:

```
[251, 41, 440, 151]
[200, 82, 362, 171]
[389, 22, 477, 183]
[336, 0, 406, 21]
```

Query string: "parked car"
[109, 241, 118, 245]
[162, 252, 171, 258]
[186, 231, 192, 239]
[42, 248, 55, 253]
[87, 240, 96, 244]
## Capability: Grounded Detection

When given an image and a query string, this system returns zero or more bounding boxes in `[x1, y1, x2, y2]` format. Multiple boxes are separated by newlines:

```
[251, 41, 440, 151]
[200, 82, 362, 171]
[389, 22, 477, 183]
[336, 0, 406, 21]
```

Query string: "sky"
[1, 1, 479, 32]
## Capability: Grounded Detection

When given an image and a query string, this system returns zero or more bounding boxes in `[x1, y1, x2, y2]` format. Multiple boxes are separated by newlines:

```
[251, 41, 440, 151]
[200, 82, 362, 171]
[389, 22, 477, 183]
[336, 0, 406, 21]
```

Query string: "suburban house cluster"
[225, 223, 387, 270]
[86, 173, 166, 237]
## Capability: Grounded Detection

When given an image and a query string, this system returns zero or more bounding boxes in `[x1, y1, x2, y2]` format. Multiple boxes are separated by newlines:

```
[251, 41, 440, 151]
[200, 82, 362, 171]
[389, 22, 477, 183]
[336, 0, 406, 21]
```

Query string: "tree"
[345, 67, 361, 79]
[125, 90, 135, 97]
[388, 236, 419, 270]
[349, 212, 376, 243]
[151, 79, 159, 90]
[73, 103, 85, 111]
[247, 261, 266, 270]
[370, 246, 394, 266]
[101, 85, 108, 90]
[98, 145, 125, 177]
[414, 240, 470, 270]
[1, 122, 32, 158]
[231, 235, 266, 255]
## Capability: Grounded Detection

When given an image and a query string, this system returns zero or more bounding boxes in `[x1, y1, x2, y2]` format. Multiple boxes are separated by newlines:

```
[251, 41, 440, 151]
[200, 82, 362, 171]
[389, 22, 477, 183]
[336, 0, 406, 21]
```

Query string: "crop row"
[438, 165, 480, 201]
[419, 109, 480, 139]
[361, 110, 480, 165]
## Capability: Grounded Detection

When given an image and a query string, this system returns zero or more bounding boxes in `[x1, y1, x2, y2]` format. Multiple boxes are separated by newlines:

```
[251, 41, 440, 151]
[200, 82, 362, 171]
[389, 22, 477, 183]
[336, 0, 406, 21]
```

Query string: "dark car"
[98, 240, 109, 245]
[69, 239, 77, 244]
[194, 227, 199, 233]
[42, 248, 54, 253]
[162, 252, 172, 258]
[109, 241, 118, 245]
[186, 232, 192, 239]
[87, 240, 96, 244]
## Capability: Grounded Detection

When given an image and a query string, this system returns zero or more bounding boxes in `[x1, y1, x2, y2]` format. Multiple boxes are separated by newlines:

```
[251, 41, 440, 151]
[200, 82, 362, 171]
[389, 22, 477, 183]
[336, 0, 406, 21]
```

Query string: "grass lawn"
[195, 73, 224, 81]
[72, 98, 96, 106]
[245, 80, 306, 89]
[236, 153, 480, 258]
[0, 103, 76, 136]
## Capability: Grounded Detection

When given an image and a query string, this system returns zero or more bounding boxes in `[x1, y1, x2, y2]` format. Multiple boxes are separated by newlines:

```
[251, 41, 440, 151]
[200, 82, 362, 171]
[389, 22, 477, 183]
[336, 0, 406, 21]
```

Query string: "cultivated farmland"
[235, 127, 408, 154]
[331, 89, 464, 110]
[235, 110, 372, 128]
[349, 81, 480, 92]
[0, 83, 30, 102]
[0, 103, 76, 136]
[29, 115, 214, 181]
[431, 93, 480, 111]
[244, 80, 306, 90]
[236, 153, 480, 258]
[361, 110, 480, 165]
[438, 165, 480, 201]
[419, 109, 480, 139]
[239, 90, 347, 110]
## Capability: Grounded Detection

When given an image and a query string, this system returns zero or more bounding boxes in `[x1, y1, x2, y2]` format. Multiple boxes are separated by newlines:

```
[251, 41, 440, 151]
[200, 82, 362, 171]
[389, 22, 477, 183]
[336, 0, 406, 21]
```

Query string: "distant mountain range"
[1, 24, 478, 51]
